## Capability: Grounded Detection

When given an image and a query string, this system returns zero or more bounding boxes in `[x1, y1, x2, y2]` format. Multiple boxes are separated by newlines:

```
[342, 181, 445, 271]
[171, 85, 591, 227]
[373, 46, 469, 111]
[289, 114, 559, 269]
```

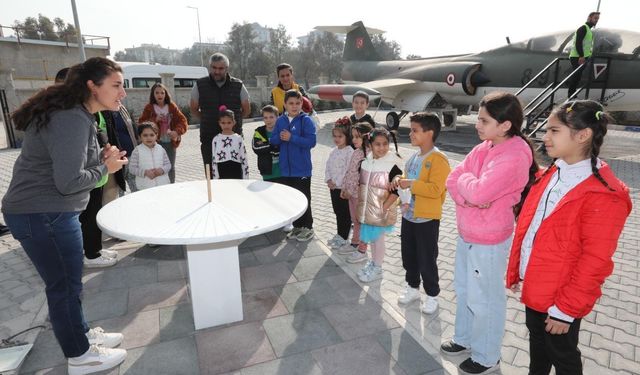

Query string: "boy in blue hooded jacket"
[270, 90, 317, 242]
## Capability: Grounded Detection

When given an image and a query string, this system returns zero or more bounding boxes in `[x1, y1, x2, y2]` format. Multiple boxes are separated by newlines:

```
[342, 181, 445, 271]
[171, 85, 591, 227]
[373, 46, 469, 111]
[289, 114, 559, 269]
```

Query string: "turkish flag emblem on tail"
[355, 37, 364, 49]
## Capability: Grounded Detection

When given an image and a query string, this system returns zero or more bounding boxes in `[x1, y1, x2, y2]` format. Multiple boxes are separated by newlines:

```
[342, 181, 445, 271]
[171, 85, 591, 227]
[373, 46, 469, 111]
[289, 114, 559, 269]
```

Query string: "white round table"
[97, 179, 307, 329]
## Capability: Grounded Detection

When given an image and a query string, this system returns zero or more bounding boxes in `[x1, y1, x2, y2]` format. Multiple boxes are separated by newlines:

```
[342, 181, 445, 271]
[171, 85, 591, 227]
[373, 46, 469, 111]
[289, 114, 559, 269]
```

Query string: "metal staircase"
[515, 56, 612, 142]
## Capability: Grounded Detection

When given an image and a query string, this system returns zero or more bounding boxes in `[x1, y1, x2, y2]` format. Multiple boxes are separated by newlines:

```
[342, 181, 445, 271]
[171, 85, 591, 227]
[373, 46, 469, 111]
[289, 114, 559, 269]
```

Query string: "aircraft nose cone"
[471, 70, 491, 86]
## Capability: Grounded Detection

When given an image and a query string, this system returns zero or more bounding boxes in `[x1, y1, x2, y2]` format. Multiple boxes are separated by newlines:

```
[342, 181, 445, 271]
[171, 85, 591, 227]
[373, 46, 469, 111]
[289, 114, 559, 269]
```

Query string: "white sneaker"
[422, 296, 439, 314]
[330, 238, 349, 249]
[100, 249, 118, 259]
[86, 327, 123, 348]
[283, 224, 294, 232]
[397, 285, 421, 304]
[327, 234, 342, 246]
[357, 260, 374, 278]
[358, 264, 383, 283]
[336, 244, 356, 255]
[286, 227, 302, 239]
[346, 251, 368, 264]
[84, 255, 117, 268]
[68, 344, 127, 375]
[296, 228, 315, 242]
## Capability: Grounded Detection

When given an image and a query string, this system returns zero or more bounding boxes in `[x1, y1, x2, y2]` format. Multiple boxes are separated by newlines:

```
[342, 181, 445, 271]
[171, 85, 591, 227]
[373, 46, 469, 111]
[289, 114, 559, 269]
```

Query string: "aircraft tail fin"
[315, 21, 383, 61]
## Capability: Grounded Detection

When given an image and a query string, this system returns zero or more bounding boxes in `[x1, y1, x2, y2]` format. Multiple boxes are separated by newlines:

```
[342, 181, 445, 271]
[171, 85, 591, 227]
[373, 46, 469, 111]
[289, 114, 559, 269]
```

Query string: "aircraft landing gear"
[385, 110, 408, 130]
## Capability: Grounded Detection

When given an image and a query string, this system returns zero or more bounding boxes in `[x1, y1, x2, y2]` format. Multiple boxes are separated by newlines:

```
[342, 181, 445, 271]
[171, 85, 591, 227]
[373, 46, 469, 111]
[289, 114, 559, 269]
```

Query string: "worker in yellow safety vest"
[568, 12, 600, 98]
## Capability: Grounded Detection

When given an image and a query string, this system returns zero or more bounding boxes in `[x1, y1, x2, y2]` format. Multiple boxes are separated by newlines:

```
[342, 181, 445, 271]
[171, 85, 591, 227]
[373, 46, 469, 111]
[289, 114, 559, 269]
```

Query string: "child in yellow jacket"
[392, 112, 451, 314]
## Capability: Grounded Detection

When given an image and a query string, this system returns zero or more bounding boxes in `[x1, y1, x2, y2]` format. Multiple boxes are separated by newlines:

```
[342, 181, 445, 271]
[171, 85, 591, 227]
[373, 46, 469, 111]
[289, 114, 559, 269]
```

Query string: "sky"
[1, 0, 638, 59]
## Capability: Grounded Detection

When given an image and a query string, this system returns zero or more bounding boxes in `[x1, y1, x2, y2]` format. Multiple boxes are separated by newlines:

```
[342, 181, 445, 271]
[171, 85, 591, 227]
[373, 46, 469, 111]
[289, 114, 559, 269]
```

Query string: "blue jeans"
[453, 236, 510, 367]
[3, 212, 89, 358]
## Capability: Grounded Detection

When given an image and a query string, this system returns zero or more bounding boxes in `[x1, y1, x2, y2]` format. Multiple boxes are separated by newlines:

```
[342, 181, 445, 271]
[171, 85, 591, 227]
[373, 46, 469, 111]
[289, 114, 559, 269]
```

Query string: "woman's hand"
[144, 169, 156, 179]
[103, 143, 128, 174]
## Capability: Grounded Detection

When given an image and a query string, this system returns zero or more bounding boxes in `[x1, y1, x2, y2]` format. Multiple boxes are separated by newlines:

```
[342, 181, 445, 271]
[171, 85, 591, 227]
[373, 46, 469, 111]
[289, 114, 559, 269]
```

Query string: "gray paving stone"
[195, 321, 275, 374]
[294, 240, 331, 258]
[321, 298, 400, 341]
[263, 310, 342, 357]
[311, 336, 407, 375]
[119, 336, 199, 375]
[238, 288, 289, 323]
[239, 250, 261, 268]
[277, 278, 346, 313]
[376, 327, 443, 374]
[159, 303, 194, 342]
[99, 263, 158, 290]
[286, 254, 342, 281]
[92, 309, 160, 350]
[239, 234, 271, 249]
[323, 273, 367, 302]
[157, 259, 188, 282]
[82, 288, 129, 322]
[240, 262, 296, 291]
[240, 352, 322, 375]
[127, 279, 189, 313]
[251, 242, 302, 265]
[19, 329, 66, 373]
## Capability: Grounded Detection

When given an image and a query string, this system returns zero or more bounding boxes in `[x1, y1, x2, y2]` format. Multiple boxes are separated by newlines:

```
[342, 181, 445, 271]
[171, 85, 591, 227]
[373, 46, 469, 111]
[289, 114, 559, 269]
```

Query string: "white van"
[117, 62, 208, 89]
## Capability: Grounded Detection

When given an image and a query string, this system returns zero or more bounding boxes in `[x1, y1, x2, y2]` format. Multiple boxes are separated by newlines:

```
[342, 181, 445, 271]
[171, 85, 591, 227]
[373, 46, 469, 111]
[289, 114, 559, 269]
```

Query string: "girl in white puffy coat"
[128, 122, 171, 190]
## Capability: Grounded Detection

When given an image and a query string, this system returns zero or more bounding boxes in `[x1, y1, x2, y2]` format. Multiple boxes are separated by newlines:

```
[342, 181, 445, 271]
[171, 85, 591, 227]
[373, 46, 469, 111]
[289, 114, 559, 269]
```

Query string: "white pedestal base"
[186, 241, 243, 330]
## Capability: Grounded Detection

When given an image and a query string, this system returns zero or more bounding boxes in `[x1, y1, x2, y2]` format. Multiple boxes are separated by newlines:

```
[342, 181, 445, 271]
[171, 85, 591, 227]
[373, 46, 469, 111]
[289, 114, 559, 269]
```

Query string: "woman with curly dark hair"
[2, 57, 129, 374]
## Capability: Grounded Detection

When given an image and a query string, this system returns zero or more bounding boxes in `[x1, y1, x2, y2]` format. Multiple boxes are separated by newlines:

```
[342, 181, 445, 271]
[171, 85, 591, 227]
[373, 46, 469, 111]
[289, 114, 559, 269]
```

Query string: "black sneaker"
[459, 358, 500, 374]
[440, 340, 470, 356]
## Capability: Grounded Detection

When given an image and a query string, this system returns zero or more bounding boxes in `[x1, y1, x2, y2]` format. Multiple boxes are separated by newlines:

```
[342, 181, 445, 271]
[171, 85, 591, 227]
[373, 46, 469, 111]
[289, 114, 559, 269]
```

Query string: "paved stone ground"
[0, 110, 638, 374]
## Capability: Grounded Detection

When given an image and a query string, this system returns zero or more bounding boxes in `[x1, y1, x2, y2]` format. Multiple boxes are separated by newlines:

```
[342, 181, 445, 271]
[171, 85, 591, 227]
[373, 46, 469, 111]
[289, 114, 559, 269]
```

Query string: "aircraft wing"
[308, 78, 438, 112]
[361, 79, 437, 112]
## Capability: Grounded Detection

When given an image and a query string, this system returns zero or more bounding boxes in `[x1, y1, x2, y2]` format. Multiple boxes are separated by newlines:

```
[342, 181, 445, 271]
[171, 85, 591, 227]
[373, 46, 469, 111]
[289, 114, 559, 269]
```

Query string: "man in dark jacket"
[190, 53, 251, 176]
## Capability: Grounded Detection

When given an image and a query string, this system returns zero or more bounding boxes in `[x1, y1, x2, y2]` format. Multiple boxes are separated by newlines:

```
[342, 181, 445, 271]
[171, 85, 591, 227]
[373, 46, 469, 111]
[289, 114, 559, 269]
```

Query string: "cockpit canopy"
[502, 29, 640, 58]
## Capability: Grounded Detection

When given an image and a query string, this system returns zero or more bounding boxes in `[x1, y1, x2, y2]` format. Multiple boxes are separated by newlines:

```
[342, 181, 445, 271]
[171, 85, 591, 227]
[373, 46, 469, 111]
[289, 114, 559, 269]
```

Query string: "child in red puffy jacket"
[506, 100, 632, 375]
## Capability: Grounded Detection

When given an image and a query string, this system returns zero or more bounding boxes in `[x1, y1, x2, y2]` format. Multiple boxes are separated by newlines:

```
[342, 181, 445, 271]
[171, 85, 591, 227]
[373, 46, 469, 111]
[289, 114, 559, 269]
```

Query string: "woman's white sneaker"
[68, 344, 127, 375]
[86, 327, 123, 348]
[397, 286, 420, 304]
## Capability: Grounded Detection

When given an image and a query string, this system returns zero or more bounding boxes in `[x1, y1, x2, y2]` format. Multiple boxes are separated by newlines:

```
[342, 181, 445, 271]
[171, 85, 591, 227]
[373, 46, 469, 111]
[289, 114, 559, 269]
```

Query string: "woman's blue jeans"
[3, 212, 90, 358]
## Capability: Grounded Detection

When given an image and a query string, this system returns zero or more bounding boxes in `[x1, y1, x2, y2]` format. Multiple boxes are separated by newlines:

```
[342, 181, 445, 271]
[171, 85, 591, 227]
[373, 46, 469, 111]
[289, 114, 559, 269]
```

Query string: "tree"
[313, 32, 344, 83]
[406, 54, 423, 60]
[53, 17, 77, 42]
[113, 50, 141, 62]
[13, 17, 39, 39]
[371, 34, 401, 60]
[37, 14, 58, 41]
[12, 14, 76, 42]
[268, 25, 291, 67]
[224, 22, 259, 81]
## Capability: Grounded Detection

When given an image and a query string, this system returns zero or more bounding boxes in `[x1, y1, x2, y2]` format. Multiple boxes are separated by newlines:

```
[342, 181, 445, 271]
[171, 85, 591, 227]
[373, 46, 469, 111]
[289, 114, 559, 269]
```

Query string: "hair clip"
[219, 105, 227, 112]
[334, 116, 350, 127]
[595, 111, 603, 120]
[566, 101, 576, 113]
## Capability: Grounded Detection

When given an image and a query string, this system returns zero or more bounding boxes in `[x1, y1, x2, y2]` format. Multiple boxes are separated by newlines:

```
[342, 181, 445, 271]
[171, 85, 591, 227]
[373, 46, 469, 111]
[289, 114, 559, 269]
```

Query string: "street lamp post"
[187, 6, 203, 67]
[70, 0, 86, 62]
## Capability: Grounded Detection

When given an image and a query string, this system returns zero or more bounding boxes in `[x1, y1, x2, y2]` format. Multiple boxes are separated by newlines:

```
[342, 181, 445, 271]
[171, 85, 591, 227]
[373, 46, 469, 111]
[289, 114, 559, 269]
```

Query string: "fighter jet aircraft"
[308, 21, 640, 130]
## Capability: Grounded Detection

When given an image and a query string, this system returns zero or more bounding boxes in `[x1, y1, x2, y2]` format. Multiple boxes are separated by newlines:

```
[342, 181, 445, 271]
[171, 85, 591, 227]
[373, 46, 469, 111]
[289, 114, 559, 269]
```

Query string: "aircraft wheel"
[443, 113, 455, 127]
[386, 112, 400, 130]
